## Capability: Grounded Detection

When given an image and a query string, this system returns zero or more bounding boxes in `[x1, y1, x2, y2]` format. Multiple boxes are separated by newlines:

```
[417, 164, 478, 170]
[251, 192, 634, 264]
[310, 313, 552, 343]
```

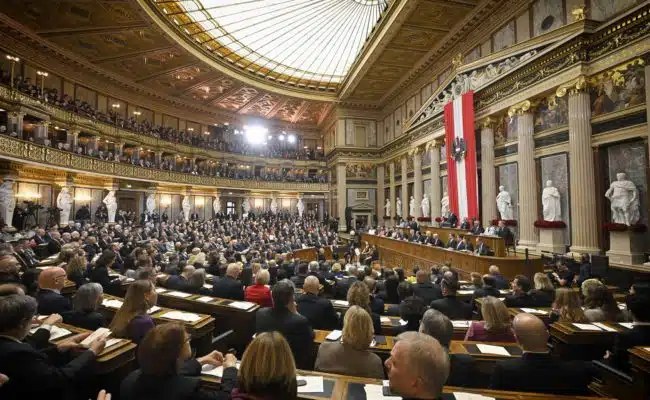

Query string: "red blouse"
[245, 284, 273, 308]
[464, 321, 517, 343]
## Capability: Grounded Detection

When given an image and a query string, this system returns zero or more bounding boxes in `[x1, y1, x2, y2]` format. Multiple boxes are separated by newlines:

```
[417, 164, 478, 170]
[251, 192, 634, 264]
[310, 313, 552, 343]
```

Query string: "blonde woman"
[232, 332, 298, 400]
[465, 296, 516, 342]
[551, 288, 587, 323]
[109, 279, 158, 344]
[345, 281, 381, 334]
[529, 272, 555, 307]
[315, 306, 384, 379]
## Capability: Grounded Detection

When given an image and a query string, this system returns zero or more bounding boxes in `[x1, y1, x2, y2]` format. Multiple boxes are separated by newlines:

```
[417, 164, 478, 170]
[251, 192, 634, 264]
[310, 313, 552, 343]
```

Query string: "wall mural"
[534, 94, 568, 132]
[346, 163, 377, 179]
[590, 59, 646, 117]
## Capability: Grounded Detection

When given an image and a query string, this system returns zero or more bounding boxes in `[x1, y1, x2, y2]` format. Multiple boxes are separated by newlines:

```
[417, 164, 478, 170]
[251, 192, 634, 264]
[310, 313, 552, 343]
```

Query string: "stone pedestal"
[537, 228, 567, 255]
[606, 230, 646, 265]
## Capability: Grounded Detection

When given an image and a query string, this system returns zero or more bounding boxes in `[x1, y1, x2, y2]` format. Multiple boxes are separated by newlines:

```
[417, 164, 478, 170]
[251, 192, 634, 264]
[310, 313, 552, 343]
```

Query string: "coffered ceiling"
[0, 0, 506, 127]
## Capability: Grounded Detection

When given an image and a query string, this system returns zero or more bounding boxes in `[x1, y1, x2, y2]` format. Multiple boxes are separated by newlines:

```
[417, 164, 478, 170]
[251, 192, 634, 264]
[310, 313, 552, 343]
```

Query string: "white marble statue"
[103, 190, 117, 224]
[242, 198, 251, 216]
[384, 199, 391, 217]
[213, 197, 221, 214]
[421, 194, 430, 218]
[297, 198, 305, 218]
[57, 186, 73, 226]
[496, 185, 514, 220]
[440, 192, 450, 216]
[270, 198, 278, 214]
[542, 180, 562, 221]
[409, 196, 416, 217]
[396, 197, 402, 218]
[181, 195, 191, 221]
[145, 194, 155, 215]
[605, 172, 640, 225]
[0, 180, 16, 228]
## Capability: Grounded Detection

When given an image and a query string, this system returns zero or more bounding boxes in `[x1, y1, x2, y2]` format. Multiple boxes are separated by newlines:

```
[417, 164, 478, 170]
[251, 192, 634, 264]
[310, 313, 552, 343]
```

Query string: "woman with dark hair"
[384, 274, 400, 305]
[88, 249, 121, 294]
[109, 280, 157, 344]
[120, 323, 237, 400]
[584, 286, 625, 322]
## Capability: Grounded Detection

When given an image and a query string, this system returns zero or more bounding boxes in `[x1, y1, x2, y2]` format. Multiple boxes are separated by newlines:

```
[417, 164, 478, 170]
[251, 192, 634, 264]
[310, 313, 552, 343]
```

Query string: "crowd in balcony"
[0, 73, 325, 160]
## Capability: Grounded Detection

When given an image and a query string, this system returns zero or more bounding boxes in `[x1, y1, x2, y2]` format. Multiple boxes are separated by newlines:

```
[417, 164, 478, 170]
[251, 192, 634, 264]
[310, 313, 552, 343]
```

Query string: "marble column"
[115, 142, 124, 158]
[566, 89, 600, 254]
[480, 123, 497, 227]
[413, 148, 423, 219]
[429, 142, 441, 218]
[318, 199, 324, 221]
[389, 161, 396, 225]
[8, 112, 25, 140]
[516, 111, 538, 249]
[400, 155, 408, 219]
[155, 151, 163, 167]
[377, 164, 385, 221]
[68, 130, 80, 151]
[336, 163, 347, 232]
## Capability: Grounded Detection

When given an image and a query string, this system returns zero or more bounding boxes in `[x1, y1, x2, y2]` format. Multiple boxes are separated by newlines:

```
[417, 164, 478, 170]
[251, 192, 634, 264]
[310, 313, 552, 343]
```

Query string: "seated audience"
[581, 277, 604, 299]
[213, 263, 244, 300]
[290, 263, 309, 289]
[0, 293, 106, 399]
[296, 276, 338, 330]
[551, 264, 574, 288]
[59, 247, 88, 288]
[412, 269, 441, 305]
[109, 280, 158, 344]
[89, 250, 121, 294]
[429, 275, 472, 320]
[465, 296, 516, 342]
[36, 266, 72, 315]
[121, 322, 237, 400]
[550, 288, 587, 323]
[364, 277, 385, 315]
[396, 295, 426, 333]
[315, 306, 384, 379]
[232, 332, 298, 400]
[63, 282, 106, 330]
[606, 291, 650, 371]
[245, 269, 273, 308]
[490, 313, 594, 394]
[385, 331, 450, 399]
[186, 268, 212, 295]
[255, 281, 314, 369]
[166, 265, 195, 291]
[584, 285, 625, 322]
[488, 265, 510, 290]
[344, 281, 381, 334]
[529, 272, 555, 307]
[471, 275, 501, 302]
[504, 275, 536, 308]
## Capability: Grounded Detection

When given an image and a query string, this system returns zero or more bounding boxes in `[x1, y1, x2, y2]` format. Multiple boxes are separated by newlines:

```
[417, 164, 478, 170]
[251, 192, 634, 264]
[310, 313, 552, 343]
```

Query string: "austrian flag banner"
[443, 91, 478, 220]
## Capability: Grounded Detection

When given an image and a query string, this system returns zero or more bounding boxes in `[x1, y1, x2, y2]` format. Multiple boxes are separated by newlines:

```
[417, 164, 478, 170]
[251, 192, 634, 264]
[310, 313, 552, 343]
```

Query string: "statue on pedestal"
[146, 194, 155, 215]
[57, 186, 73, 226]
[409, 196, 416, 217]
[270, 198, 278, 214]
[103, 190, 117, 223]
[297, 198, 305, 218]
[384, 199, 391, 217]
[542, 180, 562, 221]
[421, 194, 430, 218]
[242, 198, 251, 216]
[396, 197, 402, 218]
[0, 180, 16, 228]
[182, 196, 191, 221]
[213, 197, 221, 214]
[605, 172, 640, 225]
[496, 185, 514, 220]
[440, 192, 450, 216]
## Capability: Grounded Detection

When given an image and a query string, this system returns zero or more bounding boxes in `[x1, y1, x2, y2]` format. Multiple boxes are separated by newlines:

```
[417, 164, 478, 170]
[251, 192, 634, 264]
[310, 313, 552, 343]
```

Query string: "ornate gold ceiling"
[0, 0, 502, 126]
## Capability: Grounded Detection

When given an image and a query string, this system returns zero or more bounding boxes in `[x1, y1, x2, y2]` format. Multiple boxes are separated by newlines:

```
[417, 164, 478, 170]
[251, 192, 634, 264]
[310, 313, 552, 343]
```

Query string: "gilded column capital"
[571, 6, 586, 22]
[425, 140, 440, 151]
[508, 100, 535, 117]
[556, 76, 588, 97]
[408, 146, 423, 157]
[479, 117, 496, 130]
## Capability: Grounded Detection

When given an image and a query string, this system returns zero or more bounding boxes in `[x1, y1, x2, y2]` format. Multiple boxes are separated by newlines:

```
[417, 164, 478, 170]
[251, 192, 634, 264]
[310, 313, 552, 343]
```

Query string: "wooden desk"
[363, 234, 543, 280]
[628, 346, 650, 398]
[330, 299, 395, 314]
[313, 329, 394, 359]
[508, 307, 553, 324]
[293, 247, 318, 262]
[550, 321, 625, 361]
[400, 226, 507, 257]
[98, 294, 216, 355]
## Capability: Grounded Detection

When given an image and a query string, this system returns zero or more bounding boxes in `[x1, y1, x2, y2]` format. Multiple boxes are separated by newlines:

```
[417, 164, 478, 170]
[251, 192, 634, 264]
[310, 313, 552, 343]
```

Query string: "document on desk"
[619, 322, 634, 329]
[451, 320, 471, 328]
[453, 392, 495, 400]
[102, 299, 124, 309]
[572, 323, 603, 331]
[81, 328, 112, 346]
[520, 308, 548, 315]
[325, 330, 342, 341]
[592, 322, 617, 332]
[166, 291, 192, 298]
[196, 296, 214, 303]
[363, 382, 400, 399]
[296, 376, 324, 393]
[104, 338, 122, 349]
[333, 300, 349, 306]
[30, 325, 73, 341]
[147, 306, 161, 314]
[476, 344, 511, 356]
[229, 301, 255, 310]
[161, 311, 202, 323]
[398, 319, 408, 326]
[457, 290, 474, 295]
[380, 316, 391, 324]
[155, 288, 168, 294]
[201, 362, 240, 378]
[203, 284, 213, 289]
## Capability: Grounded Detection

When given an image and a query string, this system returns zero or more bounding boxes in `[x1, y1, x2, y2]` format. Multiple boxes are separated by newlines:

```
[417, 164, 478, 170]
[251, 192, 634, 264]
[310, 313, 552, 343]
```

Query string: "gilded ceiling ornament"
[555, 76, 588, 97]
[571, 7, 587, 22]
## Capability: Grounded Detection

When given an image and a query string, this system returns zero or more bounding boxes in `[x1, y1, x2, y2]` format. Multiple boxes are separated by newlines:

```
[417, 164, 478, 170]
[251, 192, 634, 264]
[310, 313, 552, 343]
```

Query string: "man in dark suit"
[474, 237, 490, 256]
[212, 263, 244, 300]
[504, 275, 537, 308]
[296, 276, 339, 330]
[429, 276, 472, 320]
[444, 212, 458, 228]
[290, 263, 309, 289]
[469, 219, 484, 235]
[459, 217, 471, 230]
[428, 233, 444, 247]
[446, 233, 458, 250]
[606, 292, 650, 371]
[495, 220, 512, 239]
[455, 236, 474, 252]
[47, 231, 64, 256]
[364, 277, 385, 315]
[471, 275, 501, 300]
[490, 313, 595, 394]
[488, 265, 511, 290]
[0, 293, 106, 400]
[412, 269, 442, 305]
[334, 266, 358, 300]
[35, 267, 72, 315]
[166, 265, 194, 292]
[256, 281, 314, 369]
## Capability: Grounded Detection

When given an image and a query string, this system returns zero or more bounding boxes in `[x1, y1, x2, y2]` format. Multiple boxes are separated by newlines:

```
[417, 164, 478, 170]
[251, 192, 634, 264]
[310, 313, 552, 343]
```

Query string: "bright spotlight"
[244, 125, 268, 145]
[279, 135, 285, 141]
[267, 135, 273, 140]
[288, 134, 296, 144]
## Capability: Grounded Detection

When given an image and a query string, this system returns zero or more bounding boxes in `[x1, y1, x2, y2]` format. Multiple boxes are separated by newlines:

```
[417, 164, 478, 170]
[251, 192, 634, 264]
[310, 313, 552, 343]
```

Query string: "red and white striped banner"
[444, 91, 478, 220]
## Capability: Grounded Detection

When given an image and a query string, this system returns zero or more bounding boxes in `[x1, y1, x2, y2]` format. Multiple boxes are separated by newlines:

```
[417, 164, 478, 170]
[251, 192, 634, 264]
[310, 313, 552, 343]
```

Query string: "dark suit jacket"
[413, 282, 442, 305]
[470, 226, 485, 235]
[429, 296, 473, 320]
[370, 295, 385, 315]
[492, 274, 510, 290]
[475, 243, 490, 255]
[430, 238, 445, 247]
[447, 353, 478, 388]
[446, 239, 458, 249]
[609, 324, 650, 372]
[460, 222, 471, 230]
[0, 336, 97, 400]
[89, 265, 121, 295]
[255, 307, 315, 369]
[334, 276, 358, 300]
[529, 289, 555, 307]
[62, 310, 106, 331]
[212, 276, 244, 300]
[166, 275, 191, 292]
[47, 239, 63, 256]
[456, 241, 474, 252]
[296, 293, 339, 330]
[36, 289, 72, 315]
[490, 352, 594, 394]
[504, 293, 537, 308]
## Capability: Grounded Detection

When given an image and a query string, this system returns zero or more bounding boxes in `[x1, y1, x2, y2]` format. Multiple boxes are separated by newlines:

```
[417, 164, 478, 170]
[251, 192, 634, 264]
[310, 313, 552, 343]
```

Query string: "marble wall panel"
[498, 163, 519, 236]
[540, 154, 571, 245]
[607, 141, 648, 225]
[493, 21, 515, 52]
[590, 0, 638, 21]
[423, 179, 432, 202]
[441, 176, 448, 197]
[347, 189, 377, 212]
[532, 0, 565, 36]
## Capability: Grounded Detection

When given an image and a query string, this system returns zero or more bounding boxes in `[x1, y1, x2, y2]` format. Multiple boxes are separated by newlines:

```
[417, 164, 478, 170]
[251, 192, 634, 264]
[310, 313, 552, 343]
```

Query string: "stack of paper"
[102, 299, 124, 309]
[499, 290, 511, 294]
[203, 284, 213, 289]
[296, 376, 324, 393]
[81, 328, 112, 346]
[398, 319, 408, 326]
[620, 322, 634, 329]
[572, 323, 603, 331]
[125, 278, 135, 282]
[325, 330, 342, 341]
[520, 308, 548, 315]
[380, 316, 391, 324]
[155, 288, 168, 294]
[161, 311, 202, 323]
[104, 338, 122, 349]
[476, 344, 511, 356]
[166, 291, 192, 298]
[457, 290, 474, 295]
[30, 325, 72, 341]
[363, 382, 400, 399]
[196, 296, 214, 303]
[451, 320, 471, 328]
[147, 306, 161, 314]
[333, 300, 349, 306]
[201, 362, 240, 377]
[229, 301, 255, 310]
[592, 322, 617, 332]
[453, 392, 496, 400]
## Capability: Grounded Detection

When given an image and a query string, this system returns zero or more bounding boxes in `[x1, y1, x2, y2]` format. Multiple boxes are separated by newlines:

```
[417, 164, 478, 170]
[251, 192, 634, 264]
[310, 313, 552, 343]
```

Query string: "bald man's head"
[38, 267, 67, 291]
[512, 313, 549, 352]
[303, 276, 320, 294]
